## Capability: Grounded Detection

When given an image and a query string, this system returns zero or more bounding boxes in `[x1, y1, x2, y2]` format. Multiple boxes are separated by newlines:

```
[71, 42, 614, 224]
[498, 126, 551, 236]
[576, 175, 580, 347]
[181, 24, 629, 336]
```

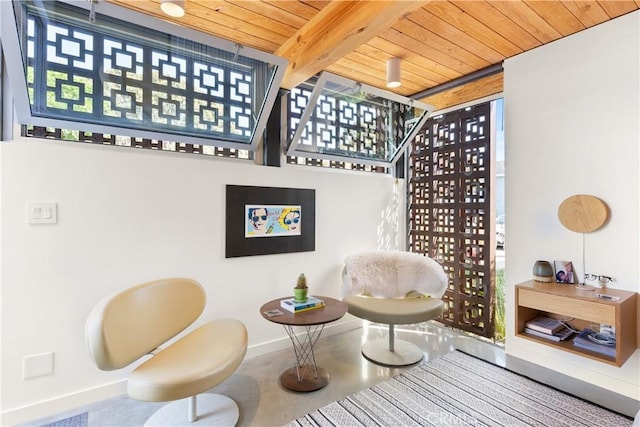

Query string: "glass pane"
[288, 72, 433, 167]
[5, 0, 286, 150]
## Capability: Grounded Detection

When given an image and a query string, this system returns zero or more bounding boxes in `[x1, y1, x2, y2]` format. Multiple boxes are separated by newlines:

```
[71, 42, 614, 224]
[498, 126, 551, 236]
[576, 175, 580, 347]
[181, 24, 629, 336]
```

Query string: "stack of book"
[572, 328, 616, 358]
[524, 316, 575, 342]
[280, 296, 325, 313]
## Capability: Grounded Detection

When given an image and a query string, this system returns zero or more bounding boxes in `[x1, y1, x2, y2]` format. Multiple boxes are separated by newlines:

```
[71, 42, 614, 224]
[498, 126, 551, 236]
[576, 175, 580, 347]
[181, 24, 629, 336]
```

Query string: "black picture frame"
[225, 185, 316, 258]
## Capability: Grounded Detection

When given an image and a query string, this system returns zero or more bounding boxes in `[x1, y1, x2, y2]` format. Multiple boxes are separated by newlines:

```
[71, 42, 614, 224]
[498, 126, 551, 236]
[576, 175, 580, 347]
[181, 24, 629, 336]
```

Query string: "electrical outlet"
[23, 352, 54, 379]
[600, 324, 615, 337]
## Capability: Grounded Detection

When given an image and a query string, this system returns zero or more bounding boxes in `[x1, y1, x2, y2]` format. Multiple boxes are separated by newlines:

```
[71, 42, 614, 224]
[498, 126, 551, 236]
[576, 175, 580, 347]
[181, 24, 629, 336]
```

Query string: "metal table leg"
[279, 324, 329, 392]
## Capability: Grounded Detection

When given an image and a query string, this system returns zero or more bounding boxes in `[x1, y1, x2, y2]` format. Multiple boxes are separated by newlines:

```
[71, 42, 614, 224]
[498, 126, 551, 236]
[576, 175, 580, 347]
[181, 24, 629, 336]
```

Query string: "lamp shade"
[161, 0, 185, 18]
[386, 57, 401, 88]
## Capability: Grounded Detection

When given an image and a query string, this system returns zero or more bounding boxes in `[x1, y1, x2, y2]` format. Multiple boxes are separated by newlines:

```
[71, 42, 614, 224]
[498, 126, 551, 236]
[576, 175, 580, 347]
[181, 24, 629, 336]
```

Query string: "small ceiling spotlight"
[386, 57, 402, 88]
[161, 0, 186, 18]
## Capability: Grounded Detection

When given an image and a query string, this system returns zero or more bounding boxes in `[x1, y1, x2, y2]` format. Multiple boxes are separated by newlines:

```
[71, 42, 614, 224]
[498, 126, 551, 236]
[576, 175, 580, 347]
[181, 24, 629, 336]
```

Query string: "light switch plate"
[27, 202, 57, 224]
[23, 352, 54, 379]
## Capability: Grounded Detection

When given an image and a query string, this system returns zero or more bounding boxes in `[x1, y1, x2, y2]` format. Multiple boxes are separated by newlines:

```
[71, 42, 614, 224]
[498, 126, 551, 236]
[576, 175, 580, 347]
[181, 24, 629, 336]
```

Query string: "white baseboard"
[507, 336, 640, 400]
[1, 319, 363, 426]
[1, 380, 126, 427]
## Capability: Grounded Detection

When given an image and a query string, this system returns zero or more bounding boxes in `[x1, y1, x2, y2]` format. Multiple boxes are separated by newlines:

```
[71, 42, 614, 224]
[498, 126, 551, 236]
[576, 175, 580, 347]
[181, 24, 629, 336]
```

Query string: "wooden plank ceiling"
[107, 0, 639, 110]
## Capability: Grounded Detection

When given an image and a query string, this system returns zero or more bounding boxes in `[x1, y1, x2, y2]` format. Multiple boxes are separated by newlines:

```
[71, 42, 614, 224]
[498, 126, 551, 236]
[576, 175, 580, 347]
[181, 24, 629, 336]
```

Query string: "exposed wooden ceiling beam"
[418, 72, 503, 111]
[275, 0, 431, 89]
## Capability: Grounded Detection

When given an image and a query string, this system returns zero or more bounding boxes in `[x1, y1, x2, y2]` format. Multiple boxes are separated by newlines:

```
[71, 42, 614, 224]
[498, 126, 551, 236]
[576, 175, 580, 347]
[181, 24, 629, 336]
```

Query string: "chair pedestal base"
[361, 338, 424, 367]
[144, 394, 239, 426]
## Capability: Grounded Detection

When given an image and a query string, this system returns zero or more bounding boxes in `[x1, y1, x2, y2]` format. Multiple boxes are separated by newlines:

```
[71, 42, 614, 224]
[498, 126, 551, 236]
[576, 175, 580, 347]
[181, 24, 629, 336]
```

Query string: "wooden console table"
[515, 280, 637, 367]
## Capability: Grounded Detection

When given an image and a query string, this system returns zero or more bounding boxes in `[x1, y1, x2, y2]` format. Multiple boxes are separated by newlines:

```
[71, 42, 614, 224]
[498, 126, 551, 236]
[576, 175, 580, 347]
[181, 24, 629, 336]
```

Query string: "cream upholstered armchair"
[86, 278, 247, 426]
[342, 251, 447, 366]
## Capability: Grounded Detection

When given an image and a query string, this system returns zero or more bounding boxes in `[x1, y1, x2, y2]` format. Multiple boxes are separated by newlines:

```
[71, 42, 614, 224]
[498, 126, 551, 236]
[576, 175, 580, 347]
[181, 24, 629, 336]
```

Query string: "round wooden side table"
[260, 296, 347, 392]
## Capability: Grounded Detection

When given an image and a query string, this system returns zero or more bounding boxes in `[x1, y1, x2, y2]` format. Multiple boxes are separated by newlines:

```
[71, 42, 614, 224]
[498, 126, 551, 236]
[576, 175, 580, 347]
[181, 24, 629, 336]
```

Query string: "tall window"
[408, 101, 495, 338]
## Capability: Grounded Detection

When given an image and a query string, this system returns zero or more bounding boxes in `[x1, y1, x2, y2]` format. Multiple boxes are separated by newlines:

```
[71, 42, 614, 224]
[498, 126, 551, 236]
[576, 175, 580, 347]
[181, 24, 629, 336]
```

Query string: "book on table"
[280, 296, 325, 313]
[525, 316, 565, 335]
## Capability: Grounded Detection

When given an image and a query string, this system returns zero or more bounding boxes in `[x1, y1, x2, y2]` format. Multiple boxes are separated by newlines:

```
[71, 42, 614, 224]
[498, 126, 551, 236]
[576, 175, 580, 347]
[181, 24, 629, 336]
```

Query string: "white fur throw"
[341, 251, 447, 299]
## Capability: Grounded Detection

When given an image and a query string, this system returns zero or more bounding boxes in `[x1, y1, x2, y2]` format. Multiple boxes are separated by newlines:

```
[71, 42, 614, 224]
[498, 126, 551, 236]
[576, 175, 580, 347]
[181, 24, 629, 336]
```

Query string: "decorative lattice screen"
[408, 102, 494, 338]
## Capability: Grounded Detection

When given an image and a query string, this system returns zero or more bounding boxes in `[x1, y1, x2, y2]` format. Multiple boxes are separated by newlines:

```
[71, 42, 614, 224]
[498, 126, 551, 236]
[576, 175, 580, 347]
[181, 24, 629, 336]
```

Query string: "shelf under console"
[515, 280, 637, 367]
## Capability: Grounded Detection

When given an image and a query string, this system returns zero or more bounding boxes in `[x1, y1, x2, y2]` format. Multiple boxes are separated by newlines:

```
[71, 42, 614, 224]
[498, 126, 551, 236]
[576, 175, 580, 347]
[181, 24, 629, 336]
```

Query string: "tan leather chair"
[342, 251, 447, 366]
[86, 278, 247, 426]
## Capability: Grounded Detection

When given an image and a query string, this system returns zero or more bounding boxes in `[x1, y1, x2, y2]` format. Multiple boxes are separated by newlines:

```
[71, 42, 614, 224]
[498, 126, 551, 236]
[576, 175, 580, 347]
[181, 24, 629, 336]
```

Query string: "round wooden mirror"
[557, 194, 609, 233]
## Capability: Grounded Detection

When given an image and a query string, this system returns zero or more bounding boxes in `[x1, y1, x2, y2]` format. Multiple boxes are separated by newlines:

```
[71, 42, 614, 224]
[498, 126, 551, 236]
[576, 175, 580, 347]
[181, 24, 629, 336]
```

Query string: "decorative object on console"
[553, 260, 575, 284]
[557, 194, 609, 289]
[585, 273, 614, 288]
[532, 260, 554, 282]
[294, 273, 308, 302]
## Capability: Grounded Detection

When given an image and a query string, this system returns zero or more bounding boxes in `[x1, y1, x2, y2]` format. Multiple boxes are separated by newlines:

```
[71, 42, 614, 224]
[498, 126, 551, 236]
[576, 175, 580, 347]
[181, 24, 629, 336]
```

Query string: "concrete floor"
[26, 321, 638, 426]
[229, 322, 506, 427]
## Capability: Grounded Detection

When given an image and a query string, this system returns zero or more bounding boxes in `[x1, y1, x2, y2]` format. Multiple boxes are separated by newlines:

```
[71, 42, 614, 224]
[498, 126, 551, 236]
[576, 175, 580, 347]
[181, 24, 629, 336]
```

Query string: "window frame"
[287, 72, 433, 169]
[0, 0, 287, 152]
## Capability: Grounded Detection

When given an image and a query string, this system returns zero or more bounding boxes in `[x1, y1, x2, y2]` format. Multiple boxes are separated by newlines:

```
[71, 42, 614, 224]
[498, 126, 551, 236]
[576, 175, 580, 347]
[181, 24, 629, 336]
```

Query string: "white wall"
[0, 138, 405, 424]
[504, 11, 639, 399]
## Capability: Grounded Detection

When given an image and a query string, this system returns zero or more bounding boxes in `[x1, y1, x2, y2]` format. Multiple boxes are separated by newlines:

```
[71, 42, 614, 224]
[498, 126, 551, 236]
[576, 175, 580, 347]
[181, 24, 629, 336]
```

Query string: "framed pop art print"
[225, 185, 315, 257]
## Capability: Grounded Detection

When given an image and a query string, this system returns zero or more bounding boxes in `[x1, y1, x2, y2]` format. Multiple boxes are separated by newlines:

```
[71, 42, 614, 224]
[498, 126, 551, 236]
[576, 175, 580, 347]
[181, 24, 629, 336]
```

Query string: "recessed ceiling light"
[160, 0, 186, 18]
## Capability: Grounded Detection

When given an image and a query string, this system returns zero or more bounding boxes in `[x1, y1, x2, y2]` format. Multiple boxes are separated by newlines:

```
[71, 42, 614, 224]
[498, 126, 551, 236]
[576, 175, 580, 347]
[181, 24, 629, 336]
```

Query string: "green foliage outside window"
[495, 268, 505, 342]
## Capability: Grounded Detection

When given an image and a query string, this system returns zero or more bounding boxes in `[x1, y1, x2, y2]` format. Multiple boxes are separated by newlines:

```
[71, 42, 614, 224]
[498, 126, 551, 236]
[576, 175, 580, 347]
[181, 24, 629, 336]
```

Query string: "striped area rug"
[289, 350, 632, 427]
[42, 412, 88, 427]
